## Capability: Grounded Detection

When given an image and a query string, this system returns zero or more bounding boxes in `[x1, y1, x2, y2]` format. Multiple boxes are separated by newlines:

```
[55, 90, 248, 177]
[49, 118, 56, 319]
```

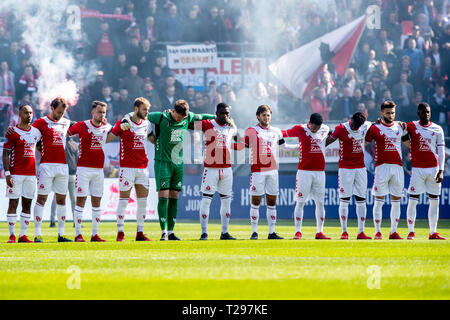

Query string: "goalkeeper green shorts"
[154, 160, 184, 191]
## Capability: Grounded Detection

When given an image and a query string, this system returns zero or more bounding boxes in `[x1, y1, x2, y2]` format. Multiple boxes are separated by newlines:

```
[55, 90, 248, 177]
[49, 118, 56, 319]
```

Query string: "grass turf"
[0, 219, 449, 300]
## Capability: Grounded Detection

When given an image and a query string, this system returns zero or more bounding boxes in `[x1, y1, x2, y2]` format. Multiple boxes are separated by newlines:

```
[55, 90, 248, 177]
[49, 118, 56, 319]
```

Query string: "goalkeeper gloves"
[120, 114, 132, 130]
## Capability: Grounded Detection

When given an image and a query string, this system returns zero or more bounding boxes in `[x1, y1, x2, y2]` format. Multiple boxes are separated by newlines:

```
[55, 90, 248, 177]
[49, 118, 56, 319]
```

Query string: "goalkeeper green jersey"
[148, 111, 214, 164]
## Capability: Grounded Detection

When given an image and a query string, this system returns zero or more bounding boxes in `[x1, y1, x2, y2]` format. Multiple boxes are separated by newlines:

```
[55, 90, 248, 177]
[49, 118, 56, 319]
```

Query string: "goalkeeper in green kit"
[121, 99, 214, 240]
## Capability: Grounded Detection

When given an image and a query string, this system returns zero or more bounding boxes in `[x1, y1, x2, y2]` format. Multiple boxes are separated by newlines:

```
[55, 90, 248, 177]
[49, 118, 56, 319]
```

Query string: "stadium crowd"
[0, 0, 449, 136]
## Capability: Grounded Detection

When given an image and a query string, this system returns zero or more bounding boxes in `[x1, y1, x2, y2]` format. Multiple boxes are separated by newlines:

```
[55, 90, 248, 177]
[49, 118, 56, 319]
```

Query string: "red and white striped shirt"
[365, 121, 407, 167]
[201, 119, 238, 168]
[407, 121, 445, 168]
[111, 118, 149, 168]
[32, 115, 70, 165]
[282, 124, 330, 171]
[3, 126, 42, 175]
[68, 120, 112, 169]
[331, 121, 371, 169]
[245, 124, 283, 173]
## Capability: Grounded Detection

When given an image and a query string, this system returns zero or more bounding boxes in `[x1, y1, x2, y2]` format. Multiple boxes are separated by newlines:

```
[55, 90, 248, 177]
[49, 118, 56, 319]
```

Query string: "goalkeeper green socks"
[158, 197, 169, 231]
[168, 198, 178, 231]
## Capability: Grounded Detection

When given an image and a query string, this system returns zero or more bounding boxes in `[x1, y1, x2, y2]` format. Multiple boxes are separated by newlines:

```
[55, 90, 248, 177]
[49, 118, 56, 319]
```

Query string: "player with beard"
[109, 98, 152, 242]
[67, 101, 113, 242]
[28, 98, 72, 242]
[121, 100, 215, 241]
[3, 105, 42, 243]
[404, 103, 446, 240]
[364, 101, 408, 240]
[244, 105, 299, 240]
[326, 112, 373, 240]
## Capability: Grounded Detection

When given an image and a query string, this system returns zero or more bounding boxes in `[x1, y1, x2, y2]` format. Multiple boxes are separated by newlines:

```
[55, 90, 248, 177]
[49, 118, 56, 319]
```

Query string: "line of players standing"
[2, 97, 446, 243]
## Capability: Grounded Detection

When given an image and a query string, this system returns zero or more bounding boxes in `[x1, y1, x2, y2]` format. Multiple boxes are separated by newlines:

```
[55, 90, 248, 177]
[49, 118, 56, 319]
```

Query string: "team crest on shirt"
[206, 186, 211, 191]
[410, 187, 415, 192]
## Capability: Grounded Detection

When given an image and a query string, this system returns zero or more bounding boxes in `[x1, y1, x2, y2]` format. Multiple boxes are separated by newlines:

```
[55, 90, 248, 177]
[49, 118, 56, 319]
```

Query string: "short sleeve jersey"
[32, 115, 71, 164]
[201, 119, 237, 168]
[245, 124, 283, 172]
[282, 124, 330, 171]
[3, 126, 42, 175]
[365, 121, 407, 167]
[68, 120, 112, 169]
[407, 121, 445, 168]
[111, 118, 149, 168]
[330, 121, 371, 169]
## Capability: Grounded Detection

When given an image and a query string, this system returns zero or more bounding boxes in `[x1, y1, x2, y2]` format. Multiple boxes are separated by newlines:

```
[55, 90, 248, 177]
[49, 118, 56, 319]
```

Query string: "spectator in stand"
[331, 86, 355, 121]
[160, 4, 183, 42]
[185, 85, 195, 106]
[67, 84, 91, 122]
[384, 11, 403, 49]
[356, 102, 369, 120]
[159, 72, 184, 100]
[141, 16, 159, 43]
[379, 40, 397, 70]
[205, 6, 229, 43]
[16, 65, 37, 100]
[139, 39, 155, 78]
[299, 15, 326, 46]
[99, 86, 114, 123]
[182, 7, 203, 42]
[404, 25, 427, 51]
[366, 50, 379, 78]
[251, 81, 270, 106]
[438, 24, 450, 80]
[125, 37, 142, 68]
[142, 81, 162, 111]
[374, 29, 389, 54]
[93, 22, 119, 77]
[7, 42, 25, 76]
[114, 88, 132, 119]
[417, 13, 434, 44]
[88, 70, 107, 101]
[388, 55, 414, 88]
[428, 41, 441, 70]
[109, 7, 129, 45]
[0, 61, 15, 99]
[376, 61, 389, 83]
[362, 80, 377, 101]
[356, 42, 370, 74]
[160, 85, 179, 108]
[326, 86, 339, 117]
[309, 87, 328, 121]
[207, 80, 218, 100]
[392, 71, 415, 119]
[353, 88, 364, 106]
[417, 56, 439, 88]
[343, 67, 359, 95]
[401, 38, 425, 74]
[267, 82, 279, 114]
[381, 88, 393, 104]
[366, 99, 377, 121]
[191, 92, 209, 114]
[0, 26, 11, 61]
[430, 84, 449, 134]
[120, 65, 145, 99]
[111, 53, 129, 89]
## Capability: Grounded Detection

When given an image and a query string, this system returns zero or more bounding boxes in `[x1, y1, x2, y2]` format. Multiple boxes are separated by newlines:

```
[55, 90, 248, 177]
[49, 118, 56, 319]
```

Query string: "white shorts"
[6, 175, 36, 199]
[75, 167, 104, 197]
[201, 167, 233, 196]
[408, 167, 441, 196]
[119, 167, 149, 191]
[249, 170, 279, 196]
[338, 168, 367, 199]
[37, 163, 69, 195]
[372, 164, 404, 197]
[295, 170, 325, 202]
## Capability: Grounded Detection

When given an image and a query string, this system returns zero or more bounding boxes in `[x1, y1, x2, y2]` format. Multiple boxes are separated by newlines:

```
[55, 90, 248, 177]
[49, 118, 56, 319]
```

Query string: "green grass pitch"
[0, 219, 449, 300]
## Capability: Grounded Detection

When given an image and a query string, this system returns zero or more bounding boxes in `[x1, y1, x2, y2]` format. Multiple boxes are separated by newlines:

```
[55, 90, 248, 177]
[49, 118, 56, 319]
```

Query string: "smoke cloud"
[0, 0, 97, 110]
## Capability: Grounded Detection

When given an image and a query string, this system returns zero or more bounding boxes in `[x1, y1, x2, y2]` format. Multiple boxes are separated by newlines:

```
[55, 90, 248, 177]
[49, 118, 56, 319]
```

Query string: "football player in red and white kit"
[198, 103, 240, 240]
[326, 112, 372, 240]
[32, 97, 73, 242]
[109, 97, 152, 242]
[404, 103, 446, 240]
[3, 105, 41, 243]
[282, 113, 331, 240]
[364, 101, 408, 240]
[244, 105, 298, 240]
[67, 101, 112, 242]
